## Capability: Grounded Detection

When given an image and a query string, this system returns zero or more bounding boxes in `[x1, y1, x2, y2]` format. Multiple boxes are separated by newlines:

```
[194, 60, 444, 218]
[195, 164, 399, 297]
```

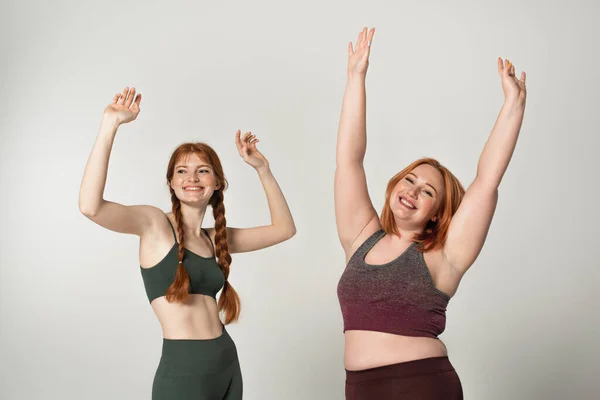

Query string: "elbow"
[79, 204, 98, 218]
[78, 198, 102, 218]
[473, 174, 501, 192]
[280, 224, 296, 241]
[284, 224, 297, 240]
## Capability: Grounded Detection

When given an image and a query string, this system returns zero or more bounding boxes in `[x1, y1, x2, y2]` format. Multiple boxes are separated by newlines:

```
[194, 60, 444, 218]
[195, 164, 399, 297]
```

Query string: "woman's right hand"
[347, 27, 375, 78]
[103, 87, 142, 126]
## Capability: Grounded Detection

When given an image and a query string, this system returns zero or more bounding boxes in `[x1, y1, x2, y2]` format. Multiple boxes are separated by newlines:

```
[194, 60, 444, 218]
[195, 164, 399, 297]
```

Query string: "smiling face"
[388, 163, 445, 230]
[169, 152, 221, 205]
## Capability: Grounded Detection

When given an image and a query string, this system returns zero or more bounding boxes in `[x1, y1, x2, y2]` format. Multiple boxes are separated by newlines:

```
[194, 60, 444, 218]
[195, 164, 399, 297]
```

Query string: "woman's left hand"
[236, 130, 269, 170]
[498, 58, 527, 105]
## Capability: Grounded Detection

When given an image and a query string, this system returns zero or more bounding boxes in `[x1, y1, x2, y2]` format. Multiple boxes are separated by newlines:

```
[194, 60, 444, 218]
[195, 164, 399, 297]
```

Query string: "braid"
[210, 189, 240, 324]
[165, 191, 191, 303]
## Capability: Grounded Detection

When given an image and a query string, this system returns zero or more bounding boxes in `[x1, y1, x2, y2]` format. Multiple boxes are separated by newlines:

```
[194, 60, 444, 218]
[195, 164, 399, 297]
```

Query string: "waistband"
[346, 356, 455, 384]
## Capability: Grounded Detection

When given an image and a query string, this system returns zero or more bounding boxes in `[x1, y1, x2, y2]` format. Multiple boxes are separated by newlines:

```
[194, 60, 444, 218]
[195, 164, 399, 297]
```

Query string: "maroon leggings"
[345, 356, 463, 400]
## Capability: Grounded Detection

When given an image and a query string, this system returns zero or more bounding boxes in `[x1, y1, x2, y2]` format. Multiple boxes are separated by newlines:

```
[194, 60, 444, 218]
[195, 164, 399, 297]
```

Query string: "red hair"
[380, 158, 465, 251]
[165, 142, 241, 324]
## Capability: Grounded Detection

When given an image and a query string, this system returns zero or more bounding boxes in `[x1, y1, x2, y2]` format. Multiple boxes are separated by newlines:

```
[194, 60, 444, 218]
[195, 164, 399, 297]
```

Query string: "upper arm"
[334, 161, 380, 253]
[81, 200, 162, 236]
[443, 178, 499, 273]
[206, 225, 295, 254]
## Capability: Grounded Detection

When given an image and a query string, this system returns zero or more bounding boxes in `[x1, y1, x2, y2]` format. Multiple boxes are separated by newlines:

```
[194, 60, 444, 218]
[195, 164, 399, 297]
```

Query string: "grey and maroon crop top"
[337, 229, 451, 338]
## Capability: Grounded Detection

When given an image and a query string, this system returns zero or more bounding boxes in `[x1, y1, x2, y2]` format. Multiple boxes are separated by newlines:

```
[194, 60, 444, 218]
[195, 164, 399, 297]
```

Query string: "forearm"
[78, 120, 119, 215]
[476, 100, 526, 187]
[336, 75, 368, 165]
[255, 166, 296, 236]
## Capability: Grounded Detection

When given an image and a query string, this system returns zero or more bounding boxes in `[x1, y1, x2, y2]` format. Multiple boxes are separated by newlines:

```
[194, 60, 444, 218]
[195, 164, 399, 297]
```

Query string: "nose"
[407, 186, 418, 198]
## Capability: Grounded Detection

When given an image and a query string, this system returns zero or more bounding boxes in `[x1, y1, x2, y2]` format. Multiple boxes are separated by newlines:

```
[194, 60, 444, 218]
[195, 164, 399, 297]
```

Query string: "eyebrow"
[175, 164, 212, 169]
[407, 173, 438, 194]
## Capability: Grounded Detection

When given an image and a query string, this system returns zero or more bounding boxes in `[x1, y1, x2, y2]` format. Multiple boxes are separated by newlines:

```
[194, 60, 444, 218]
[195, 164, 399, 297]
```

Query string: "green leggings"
[152, 327, 242, 400]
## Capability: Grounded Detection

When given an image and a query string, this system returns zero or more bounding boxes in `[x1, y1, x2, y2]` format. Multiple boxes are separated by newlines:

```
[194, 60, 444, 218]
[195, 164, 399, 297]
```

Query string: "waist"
[344, 330, 448, 371]
[151, 294, 223, 339]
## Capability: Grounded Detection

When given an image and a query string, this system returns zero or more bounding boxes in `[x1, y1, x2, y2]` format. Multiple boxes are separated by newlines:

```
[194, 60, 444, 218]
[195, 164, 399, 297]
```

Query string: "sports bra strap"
[201, 228, 215, 252]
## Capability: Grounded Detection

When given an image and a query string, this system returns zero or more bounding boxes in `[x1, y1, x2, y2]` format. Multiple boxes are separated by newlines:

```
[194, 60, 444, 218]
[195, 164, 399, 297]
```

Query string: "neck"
[391, 219, 425, 242]
[178, 202, 209, 238]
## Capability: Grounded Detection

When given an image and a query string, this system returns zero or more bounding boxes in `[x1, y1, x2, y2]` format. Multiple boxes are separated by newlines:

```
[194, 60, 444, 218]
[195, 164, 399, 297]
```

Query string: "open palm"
[498, 58, 527, 105]
[348, 27, 375, 76]
[103, 87, 142, 125]
[235, 130, 268, 169]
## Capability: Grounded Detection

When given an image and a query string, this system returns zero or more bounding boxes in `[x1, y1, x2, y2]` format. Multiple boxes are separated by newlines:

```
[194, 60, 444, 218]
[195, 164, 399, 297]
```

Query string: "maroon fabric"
[345, 357, 463, 400]
[337, 230, 450, 338]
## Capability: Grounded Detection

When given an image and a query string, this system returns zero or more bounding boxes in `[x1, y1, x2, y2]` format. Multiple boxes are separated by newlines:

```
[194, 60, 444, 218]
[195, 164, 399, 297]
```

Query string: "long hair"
[164, 142, 241, 324]
[380, 158, 465, 251]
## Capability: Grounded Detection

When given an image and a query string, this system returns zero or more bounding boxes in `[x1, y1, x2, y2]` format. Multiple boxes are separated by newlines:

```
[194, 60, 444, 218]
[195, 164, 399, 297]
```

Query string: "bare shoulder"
[423, 246, 463, 298]
[344, 216, 382, 263]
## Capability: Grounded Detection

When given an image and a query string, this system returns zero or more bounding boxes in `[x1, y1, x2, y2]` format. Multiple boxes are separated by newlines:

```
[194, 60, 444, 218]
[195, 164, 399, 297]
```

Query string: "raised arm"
[334, 27, 379, 254]
[79, 87, 159, 236]
[444, 59, 527, 273]
[209, 130, 296, 254]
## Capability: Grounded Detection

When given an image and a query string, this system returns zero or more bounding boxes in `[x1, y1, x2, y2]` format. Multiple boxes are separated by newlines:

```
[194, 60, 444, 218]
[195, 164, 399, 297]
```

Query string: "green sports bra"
[140, 216, 225, 303]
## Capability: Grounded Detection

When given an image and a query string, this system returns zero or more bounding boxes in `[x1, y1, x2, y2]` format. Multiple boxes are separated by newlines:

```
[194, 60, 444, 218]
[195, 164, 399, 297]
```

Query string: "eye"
[424, 190, 433, 197]
[405, 177, 414, 184]
[199, 169, 210, 174]
[177, 169, 186, 174]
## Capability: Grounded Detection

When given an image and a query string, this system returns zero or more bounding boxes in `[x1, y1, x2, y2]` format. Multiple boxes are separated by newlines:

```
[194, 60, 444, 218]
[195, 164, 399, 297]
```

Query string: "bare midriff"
[344, 330, 448, 371]
[151, 294, 223, 340]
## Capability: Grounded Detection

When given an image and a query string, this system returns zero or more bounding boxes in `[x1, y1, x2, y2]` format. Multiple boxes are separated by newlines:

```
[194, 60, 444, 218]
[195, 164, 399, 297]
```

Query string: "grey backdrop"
[2, 0, 599, 399]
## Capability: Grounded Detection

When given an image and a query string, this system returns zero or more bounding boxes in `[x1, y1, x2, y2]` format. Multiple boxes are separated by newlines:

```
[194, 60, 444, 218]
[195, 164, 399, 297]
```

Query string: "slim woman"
[335, 28, 527, 399]
[79, 88, 296, 399]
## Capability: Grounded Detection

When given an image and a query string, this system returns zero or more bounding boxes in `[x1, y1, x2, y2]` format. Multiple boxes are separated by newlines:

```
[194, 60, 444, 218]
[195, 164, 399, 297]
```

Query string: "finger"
[241, 141, 249, 158]
[244, 132, 253, 143]
[521, 71, 526, 84]
[117, 87, 129, 105]
[113, 93, 121, 104]
[348, 42, 354, 56]
[497, 57, 503, 76]
[125, 87, 136, 107]
[367, 27, 375, 47]
[356, 29, 363, 48]
[131, 94, 142, 112]
[235, 130, 243, 149]
[504, 59, 512, 78]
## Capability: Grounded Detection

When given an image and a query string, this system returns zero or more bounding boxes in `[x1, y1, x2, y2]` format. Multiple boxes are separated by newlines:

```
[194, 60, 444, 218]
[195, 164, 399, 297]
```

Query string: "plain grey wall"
[2, 0, 599, 398]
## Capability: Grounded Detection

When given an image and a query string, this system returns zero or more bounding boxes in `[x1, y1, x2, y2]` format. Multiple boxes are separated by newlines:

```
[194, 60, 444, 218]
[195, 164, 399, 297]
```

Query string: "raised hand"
[103, 87, 142, 125]
[498, 58, 527, 105]
[347, 27, 375, 77]
[235, 130, 268, 170]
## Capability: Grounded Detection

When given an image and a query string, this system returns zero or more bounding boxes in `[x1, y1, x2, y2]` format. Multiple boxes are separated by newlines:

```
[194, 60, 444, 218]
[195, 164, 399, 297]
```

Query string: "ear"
[431, 216, 438, 222]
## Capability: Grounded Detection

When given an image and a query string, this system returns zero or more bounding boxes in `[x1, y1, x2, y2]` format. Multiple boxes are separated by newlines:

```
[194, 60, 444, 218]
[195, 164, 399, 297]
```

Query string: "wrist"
[100, 116, 121, 131]
[256, 164, 271, 176]
[347, 73, 367, 85]
[502, 98, 526, 114]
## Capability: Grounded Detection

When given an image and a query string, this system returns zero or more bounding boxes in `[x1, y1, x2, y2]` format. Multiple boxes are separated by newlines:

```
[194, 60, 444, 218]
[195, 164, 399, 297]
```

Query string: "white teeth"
[185, 187, 203, 191]
[400, 198, 415, 209]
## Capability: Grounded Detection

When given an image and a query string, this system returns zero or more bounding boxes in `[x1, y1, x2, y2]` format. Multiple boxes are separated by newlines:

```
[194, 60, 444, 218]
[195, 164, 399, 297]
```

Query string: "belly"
[344, 330, 448, 371]
[151, 294, 223, 339]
